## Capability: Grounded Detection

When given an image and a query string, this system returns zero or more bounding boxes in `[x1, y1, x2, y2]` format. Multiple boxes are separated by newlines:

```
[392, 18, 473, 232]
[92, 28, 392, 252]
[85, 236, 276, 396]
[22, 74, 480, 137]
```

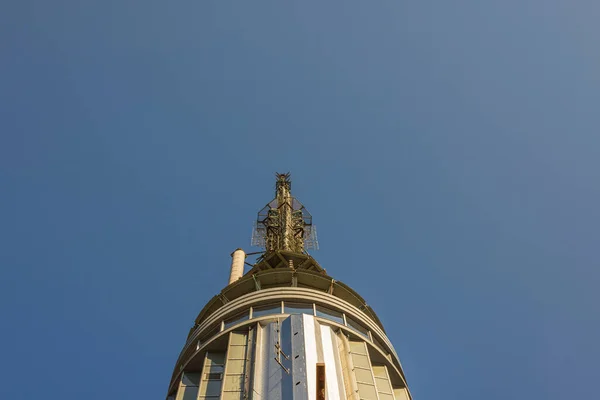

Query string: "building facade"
[166, 174, 412, 400]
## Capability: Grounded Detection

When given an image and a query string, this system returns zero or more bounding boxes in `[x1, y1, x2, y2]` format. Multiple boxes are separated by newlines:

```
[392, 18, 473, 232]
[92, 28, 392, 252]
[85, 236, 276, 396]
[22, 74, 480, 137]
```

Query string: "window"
[224, 310, 249, 329]
[199, 325, 220, 344]
[372, 336, 389, 355]
[346, 317, 370, 339]
[283, 302, 314, 315]
[181, 372, 200, 387]
[204, 372, 223, 380]
[315, 305, 344, 325]
[178, 372, 200, 400]
[251, 303, 282, 319]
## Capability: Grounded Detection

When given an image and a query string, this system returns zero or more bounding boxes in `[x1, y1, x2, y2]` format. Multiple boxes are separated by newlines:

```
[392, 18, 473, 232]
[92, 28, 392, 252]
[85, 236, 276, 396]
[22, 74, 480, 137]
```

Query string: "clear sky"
[1, 1, 599, 399]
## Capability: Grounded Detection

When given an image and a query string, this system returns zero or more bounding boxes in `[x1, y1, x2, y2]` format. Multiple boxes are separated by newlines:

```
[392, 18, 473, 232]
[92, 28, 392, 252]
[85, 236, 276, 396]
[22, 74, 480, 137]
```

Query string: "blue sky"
[1, 1, 599, 399]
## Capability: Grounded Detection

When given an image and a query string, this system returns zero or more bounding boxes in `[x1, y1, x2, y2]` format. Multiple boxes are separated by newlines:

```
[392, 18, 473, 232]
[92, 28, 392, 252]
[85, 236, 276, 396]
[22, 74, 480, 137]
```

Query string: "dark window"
[315, 305, 344, 325]
[199, 325, 220, 343]
[347, 317, 370, 339]
[316, 363, 326, 400]
[284, 302, 314, 315]
[204, 372, 223, 380]
[224, 310, 249, 329]
[252, 303, 282, 319]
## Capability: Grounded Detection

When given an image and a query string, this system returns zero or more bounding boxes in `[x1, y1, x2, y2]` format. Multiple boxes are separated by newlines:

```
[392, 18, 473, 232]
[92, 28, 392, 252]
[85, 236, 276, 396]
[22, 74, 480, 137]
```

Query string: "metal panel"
[352, 355, 371, 369]
[355, 368, 375, 384]
[253, 318, 294, 400]
[374, 377, 392, 394]
[265, 321, 284, 399]
[227, 346, 247, 359]
[356, 383, 378, 400]
[279, 317, 294, 400]
[291, 314, 308, 400]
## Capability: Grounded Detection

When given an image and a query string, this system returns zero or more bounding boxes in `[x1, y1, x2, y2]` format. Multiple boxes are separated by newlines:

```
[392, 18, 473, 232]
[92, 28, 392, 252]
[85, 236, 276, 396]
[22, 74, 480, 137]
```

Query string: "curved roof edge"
[191, 252, 385, 339]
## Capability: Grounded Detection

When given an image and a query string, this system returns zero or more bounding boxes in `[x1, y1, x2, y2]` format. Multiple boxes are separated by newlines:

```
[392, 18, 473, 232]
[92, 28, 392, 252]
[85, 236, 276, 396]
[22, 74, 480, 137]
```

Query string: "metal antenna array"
[251, 173, 319, 253]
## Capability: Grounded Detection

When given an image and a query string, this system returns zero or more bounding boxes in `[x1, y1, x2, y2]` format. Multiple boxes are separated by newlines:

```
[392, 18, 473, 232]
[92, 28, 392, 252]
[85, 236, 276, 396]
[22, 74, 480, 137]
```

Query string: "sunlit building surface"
[167, 174, 412, 400]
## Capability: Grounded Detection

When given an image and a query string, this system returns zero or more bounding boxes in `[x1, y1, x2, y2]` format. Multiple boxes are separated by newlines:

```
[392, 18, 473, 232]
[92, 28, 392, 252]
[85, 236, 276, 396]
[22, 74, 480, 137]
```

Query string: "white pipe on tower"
[228, 248, 246, 284]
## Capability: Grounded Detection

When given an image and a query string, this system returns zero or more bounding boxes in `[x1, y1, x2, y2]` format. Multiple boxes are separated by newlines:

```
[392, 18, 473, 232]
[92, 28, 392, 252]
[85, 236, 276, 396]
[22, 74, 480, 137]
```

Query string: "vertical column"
[228, 249, 246, 284]
[243, 326, 256, 399]
[320, 325, 345, 400]
[221, 332, 249, 400]
[337, 333, 359, 400]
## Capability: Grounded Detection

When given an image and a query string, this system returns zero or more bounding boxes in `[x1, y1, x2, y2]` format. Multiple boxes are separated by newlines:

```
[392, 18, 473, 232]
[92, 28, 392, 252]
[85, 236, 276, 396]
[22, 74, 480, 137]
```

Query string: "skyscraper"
[167, 174, 412, 400]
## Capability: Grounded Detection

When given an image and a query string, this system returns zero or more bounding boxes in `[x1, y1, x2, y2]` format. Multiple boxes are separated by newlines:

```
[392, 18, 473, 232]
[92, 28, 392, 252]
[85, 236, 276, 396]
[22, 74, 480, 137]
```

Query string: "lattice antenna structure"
[251, 173, 319, 253]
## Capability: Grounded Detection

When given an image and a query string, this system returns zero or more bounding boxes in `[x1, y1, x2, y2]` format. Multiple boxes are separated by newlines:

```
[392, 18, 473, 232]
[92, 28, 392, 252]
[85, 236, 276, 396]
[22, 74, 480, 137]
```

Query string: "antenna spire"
[251, 173, 318, 253]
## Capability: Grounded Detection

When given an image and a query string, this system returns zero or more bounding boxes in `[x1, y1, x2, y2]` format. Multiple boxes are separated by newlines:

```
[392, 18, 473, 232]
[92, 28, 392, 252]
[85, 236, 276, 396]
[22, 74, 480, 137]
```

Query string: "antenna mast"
[251, 173, 318, 253]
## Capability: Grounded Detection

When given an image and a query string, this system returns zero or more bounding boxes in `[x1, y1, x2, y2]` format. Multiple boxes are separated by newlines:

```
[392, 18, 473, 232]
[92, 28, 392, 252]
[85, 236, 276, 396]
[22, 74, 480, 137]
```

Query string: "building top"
[166, 173, 412, 400]
[190, 174, 385, 338]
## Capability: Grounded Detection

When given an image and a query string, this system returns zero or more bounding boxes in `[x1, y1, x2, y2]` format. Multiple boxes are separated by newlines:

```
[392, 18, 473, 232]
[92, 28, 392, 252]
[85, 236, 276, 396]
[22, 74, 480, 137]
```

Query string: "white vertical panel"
[303, 314, 318, 400]
[251, 325, 263, 399]
[320, 324, 342, 400]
